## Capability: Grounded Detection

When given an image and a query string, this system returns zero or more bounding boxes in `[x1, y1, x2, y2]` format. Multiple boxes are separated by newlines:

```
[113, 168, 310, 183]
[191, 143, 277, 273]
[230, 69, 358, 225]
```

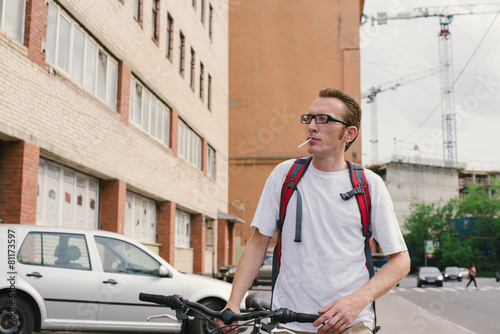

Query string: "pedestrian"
[465, 263, 478, 290]
[218, 88, 410, 334]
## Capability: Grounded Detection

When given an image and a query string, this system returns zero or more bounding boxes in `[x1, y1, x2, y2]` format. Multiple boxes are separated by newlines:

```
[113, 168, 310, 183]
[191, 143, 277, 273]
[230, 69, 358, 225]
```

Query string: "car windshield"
[445, 267, 459, 274]
[420, 267, 440, 275]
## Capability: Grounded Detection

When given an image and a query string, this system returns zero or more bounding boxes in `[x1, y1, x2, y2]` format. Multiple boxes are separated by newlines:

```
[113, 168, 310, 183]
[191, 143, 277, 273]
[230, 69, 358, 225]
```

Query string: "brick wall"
[24, 0, 48, 67]
[0, 141, 39, 224]
[100, 180, 126, 234]
[191, 214, 205, 273]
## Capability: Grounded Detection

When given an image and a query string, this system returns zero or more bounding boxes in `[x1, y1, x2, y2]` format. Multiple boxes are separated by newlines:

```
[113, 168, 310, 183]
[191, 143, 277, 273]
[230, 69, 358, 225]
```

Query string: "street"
[44, 276, 500, 334]
[377, 276, 500, 334]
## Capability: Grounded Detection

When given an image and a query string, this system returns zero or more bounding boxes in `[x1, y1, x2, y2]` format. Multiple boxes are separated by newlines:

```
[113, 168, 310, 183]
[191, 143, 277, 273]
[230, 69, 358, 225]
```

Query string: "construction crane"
[365, 3, 500, 164]
[362, 68, 440, 164]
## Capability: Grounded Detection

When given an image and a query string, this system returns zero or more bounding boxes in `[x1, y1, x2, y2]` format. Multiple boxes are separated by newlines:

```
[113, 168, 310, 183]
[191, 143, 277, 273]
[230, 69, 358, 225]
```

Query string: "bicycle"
[139, 291, 320, 333]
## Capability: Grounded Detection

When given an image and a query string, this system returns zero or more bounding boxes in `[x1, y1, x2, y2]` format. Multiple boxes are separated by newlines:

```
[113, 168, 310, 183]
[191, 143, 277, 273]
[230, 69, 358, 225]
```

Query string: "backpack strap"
[342, 160, 380, 333]
[272, 156, 312, 293]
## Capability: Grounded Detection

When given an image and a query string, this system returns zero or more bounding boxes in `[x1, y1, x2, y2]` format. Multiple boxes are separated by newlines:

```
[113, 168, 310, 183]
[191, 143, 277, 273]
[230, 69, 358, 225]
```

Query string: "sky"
[360, 0, 500, 171]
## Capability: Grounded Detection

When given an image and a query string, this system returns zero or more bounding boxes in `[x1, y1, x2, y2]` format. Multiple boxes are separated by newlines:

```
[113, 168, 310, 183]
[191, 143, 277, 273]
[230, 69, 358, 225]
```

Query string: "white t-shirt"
[250, 159, 407, 332]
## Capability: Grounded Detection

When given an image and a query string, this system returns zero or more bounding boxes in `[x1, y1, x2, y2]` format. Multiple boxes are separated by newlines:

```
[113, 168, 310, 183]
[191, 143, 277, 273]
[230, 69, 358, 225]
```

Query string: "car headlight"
[228, 267, 236, 274]
[444, 274, 449, 277]
[419, 275, 425, 280]
[438, 275, 444, 280]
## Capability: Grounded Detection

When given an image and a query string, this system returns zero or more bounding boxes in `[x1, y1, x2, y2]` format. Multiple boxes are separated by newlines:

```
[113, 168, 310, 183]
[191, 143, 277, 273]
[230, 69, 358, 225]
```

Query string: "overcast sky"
[360, 0, 500, 171]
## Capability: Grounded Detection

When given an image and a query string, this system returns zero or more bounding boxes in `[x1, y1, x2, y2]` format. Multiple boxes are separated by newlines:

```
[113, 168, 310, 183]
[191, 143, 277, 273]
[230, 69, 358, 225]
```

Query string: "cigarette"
[296, 138, 311, 149]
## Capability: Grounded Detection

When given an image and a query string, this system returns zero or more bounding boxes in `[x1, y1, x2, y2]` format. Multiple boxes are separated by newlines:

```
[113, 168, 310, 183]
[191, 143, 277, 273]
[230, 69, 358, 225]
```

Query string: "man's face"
[304, 97, 348, 158]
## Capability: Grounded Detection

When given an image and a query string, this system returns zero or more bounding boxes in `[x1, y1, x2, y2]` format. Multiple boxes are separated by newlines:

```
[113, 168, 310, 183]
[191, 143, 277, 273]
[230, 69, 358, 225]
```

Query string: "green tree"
[403, 180, 500, 275]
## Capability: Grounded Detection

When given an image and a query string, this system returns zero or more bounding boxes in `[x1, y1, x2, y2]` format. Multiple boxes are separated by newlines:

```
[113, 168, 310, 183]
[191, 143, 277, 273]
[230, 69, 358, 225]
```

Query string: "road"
[377, 276, 500, 334]
[45, 276, 500, 334]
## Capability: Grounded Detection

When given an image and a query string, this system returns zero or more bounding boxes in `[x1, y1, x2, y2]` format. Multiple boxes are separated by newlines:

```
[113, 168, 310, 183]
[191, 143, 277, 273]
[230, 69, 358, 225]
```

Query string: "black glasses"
[300, 114, 350, 126]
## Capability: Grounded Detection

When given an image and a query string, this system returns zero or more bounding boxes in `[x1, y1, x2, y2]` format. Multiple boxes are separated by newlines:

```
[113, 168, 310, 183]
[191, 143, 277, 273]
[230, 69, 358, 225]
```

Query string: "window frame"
[166, 13, 174, 60]
[190, 47, 196, 90]
[129, 76, 171, 148]
[179, 31, 185, 76]
[45, 0, 119, 110]
[152, 0, 160, 43]
[0, 0, 26, 43]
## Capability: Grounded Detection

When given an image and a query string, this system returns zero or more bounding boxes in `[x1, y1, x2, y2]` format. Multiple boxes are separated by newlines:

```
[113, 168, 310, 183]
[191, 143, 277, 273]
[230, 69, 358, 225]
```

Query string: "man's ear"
[345, 126, 358, 142]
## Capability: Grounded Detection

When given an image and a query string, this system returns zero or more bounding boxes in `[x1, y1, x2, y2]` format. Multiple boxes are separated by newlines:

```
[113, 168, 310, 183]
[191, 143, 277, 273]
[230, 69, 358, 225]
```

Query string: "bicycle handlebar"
[139, 292, 320, 325]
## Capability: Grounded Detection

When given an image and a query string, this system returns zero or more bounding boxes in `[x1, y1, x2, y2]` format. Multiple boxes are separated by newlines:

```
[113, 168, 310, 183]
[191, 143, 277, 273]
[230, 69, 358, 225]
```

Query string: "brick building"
[0, 0, 239, 276]
[228, 1, 366, 249]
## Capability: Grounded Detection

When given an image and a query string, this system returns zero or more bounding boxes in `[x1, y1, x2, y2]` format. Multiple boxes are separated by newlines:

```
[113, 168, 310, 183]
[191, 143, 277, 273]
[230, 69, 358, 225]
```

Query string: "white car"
[0, 224, 243, 333]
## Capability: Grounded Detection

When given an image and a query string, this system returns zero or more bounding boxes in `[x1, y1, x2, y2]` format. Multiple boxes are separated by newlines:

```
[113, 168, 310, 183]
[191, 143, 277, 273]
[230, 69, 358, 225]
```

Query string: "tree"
[403, 180, 500, 275]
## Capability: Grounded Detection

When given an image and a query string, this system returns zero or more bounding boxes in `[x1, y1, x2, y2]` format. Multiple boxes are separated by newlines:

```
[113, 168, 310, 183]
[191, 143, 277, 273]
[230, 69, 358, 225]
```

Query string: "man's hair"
[318, 88, 361, 152]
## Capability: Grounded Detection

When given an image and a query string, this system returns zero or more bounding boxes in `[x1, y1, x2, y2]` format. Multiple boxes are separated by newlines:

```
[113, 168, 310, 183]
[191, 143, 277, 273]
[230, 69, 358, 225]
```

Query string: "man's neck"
[311, 155, 347, 172]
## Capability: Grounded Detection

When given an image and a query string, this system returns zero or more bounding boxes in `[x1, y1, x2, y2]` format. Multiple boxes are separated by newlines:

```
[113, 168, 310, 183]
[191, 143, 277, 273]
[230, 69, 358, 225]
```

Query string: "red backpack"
[271, 156, 380, 332]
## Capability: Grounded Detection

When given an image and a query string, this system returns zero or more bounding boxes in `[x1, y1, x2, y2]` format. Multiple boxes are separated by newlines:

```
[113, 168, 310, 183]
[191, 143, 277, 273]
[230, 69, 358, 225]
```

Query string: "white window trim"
[46, 0, 118, 110]
[0, 0, 26, 43]
[129, 76, 171, 147]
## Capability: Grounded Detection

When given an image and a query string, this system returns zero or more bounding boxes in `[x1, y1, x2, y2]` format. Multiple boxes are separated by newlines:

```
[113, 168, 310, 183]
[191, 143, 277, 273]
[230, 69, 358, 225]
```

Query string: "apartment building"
[0, 0, 236, 276]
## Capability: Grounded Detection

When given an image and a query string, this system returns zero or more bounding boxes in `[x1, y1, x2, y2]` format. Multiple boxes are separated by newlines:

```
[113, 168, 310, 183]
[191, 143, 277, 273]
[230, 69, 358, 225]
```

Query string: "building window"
[46, 1, 118, 110]
[152, 0, 160, 43]
[190, 48, 196, 90]
[208, 4, 213, 41]
[207, 74, 212, 111]
[175, 209, 191, 248]
[129, 76, 171, 147]
[199, 62, 204, 101]
[0, 0, 25, 42]
[166, 13, 174, 60]
[178, 119, 202, 169]
[37, 159, 99, 229]
[207, 145, 216, 179]
[134, 0, 143, 23]
[125, 191, 156, 243]
[179, 32, 185, 76]
[200, 0, 205, 24]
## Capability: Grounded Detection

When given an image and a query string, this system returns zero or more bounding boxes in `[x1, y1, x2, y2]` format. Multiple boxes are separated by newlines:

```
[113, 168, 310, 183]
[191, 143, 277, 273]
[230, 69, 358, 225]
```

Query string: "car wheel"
[458, 278, 462, 282]
[0, 295, 35, 334]
[437, 282, 443, 287]
[186, 298, 225, 334]
[417, 281, 422, 288]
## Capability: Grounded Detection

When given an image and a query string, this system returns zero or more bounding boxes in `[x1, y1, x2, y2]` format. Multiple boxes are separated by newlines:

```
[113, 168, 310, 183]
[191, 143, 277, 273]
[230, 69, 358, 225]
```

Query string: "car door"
[93, 236, 182, 332]
[17, 231, 100, 324]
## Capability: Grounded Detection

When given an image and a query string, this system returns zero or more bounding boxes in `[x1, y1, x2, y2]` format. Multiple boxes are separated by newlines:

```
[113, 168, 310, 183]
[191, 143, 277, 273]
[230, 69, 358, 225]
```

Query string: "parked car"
[253, 254, 273, 286]
[218, 264, 237, 283]
[443, 266, 463, 281]
[417, 266, 444, 287]
[459, 267, 469, 278]
[0, 224, 244, 334]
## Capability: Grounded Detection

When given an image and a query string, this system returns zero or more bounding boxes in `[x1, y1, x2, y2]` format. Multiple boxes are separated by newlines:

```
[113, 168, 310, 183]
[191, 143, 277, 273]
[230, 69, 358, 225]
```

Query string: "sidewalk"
[376, 293, 476, 334]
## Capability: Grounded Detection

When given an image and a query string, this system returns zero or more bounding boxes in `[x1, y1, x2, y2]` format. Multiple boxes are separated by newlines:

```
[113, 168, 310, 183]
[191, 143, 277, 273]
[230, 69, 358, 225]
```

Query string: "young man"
[221, 88, 410, 334]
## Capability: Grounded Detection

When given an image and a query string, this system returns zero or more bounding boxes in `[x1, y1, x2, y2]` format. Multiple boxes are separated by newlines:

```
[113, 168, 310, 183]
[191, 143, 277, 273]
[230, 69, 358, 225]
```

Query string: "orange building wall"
[229, 1, 365, 247]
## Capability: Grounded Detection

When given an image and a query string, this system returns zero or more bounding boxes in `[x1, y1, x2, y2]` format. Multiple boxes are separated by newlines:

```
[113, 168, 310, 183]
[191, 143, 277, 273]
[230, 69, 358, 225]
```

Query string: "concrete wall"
[385, 163, 460, 230]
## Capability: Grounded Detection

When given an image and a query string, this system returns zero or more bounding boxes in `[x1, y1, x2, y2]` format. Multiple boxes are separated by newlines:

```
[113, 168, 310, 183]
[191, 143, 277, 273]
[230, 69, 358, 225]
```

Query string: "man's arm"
[222, 228, 272, 312]
[313, 250, 411, 334]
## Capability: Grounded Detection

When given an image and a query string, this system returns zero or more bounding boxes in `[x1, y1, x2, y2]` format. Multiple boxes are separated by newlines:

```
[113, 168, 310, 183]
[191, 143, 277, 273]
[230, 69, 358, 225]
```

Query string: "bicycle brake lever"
[147, 314, 180, 322]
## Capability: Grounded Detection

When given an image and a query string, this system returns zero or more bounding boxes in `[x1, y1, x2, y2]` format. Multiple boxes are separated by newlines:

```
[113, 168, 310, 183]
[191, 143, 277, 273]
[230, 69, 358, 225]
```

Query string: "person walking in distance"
[466, 263, 478, 290]
[218, 88, 410, 334]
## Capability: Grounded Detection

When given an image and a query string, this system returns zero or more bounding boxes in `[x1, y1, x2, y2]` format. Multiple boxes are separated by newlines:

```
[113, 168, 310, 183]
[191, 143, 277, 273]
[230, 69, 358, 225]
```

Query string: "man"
[221, 88, 410, 334]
